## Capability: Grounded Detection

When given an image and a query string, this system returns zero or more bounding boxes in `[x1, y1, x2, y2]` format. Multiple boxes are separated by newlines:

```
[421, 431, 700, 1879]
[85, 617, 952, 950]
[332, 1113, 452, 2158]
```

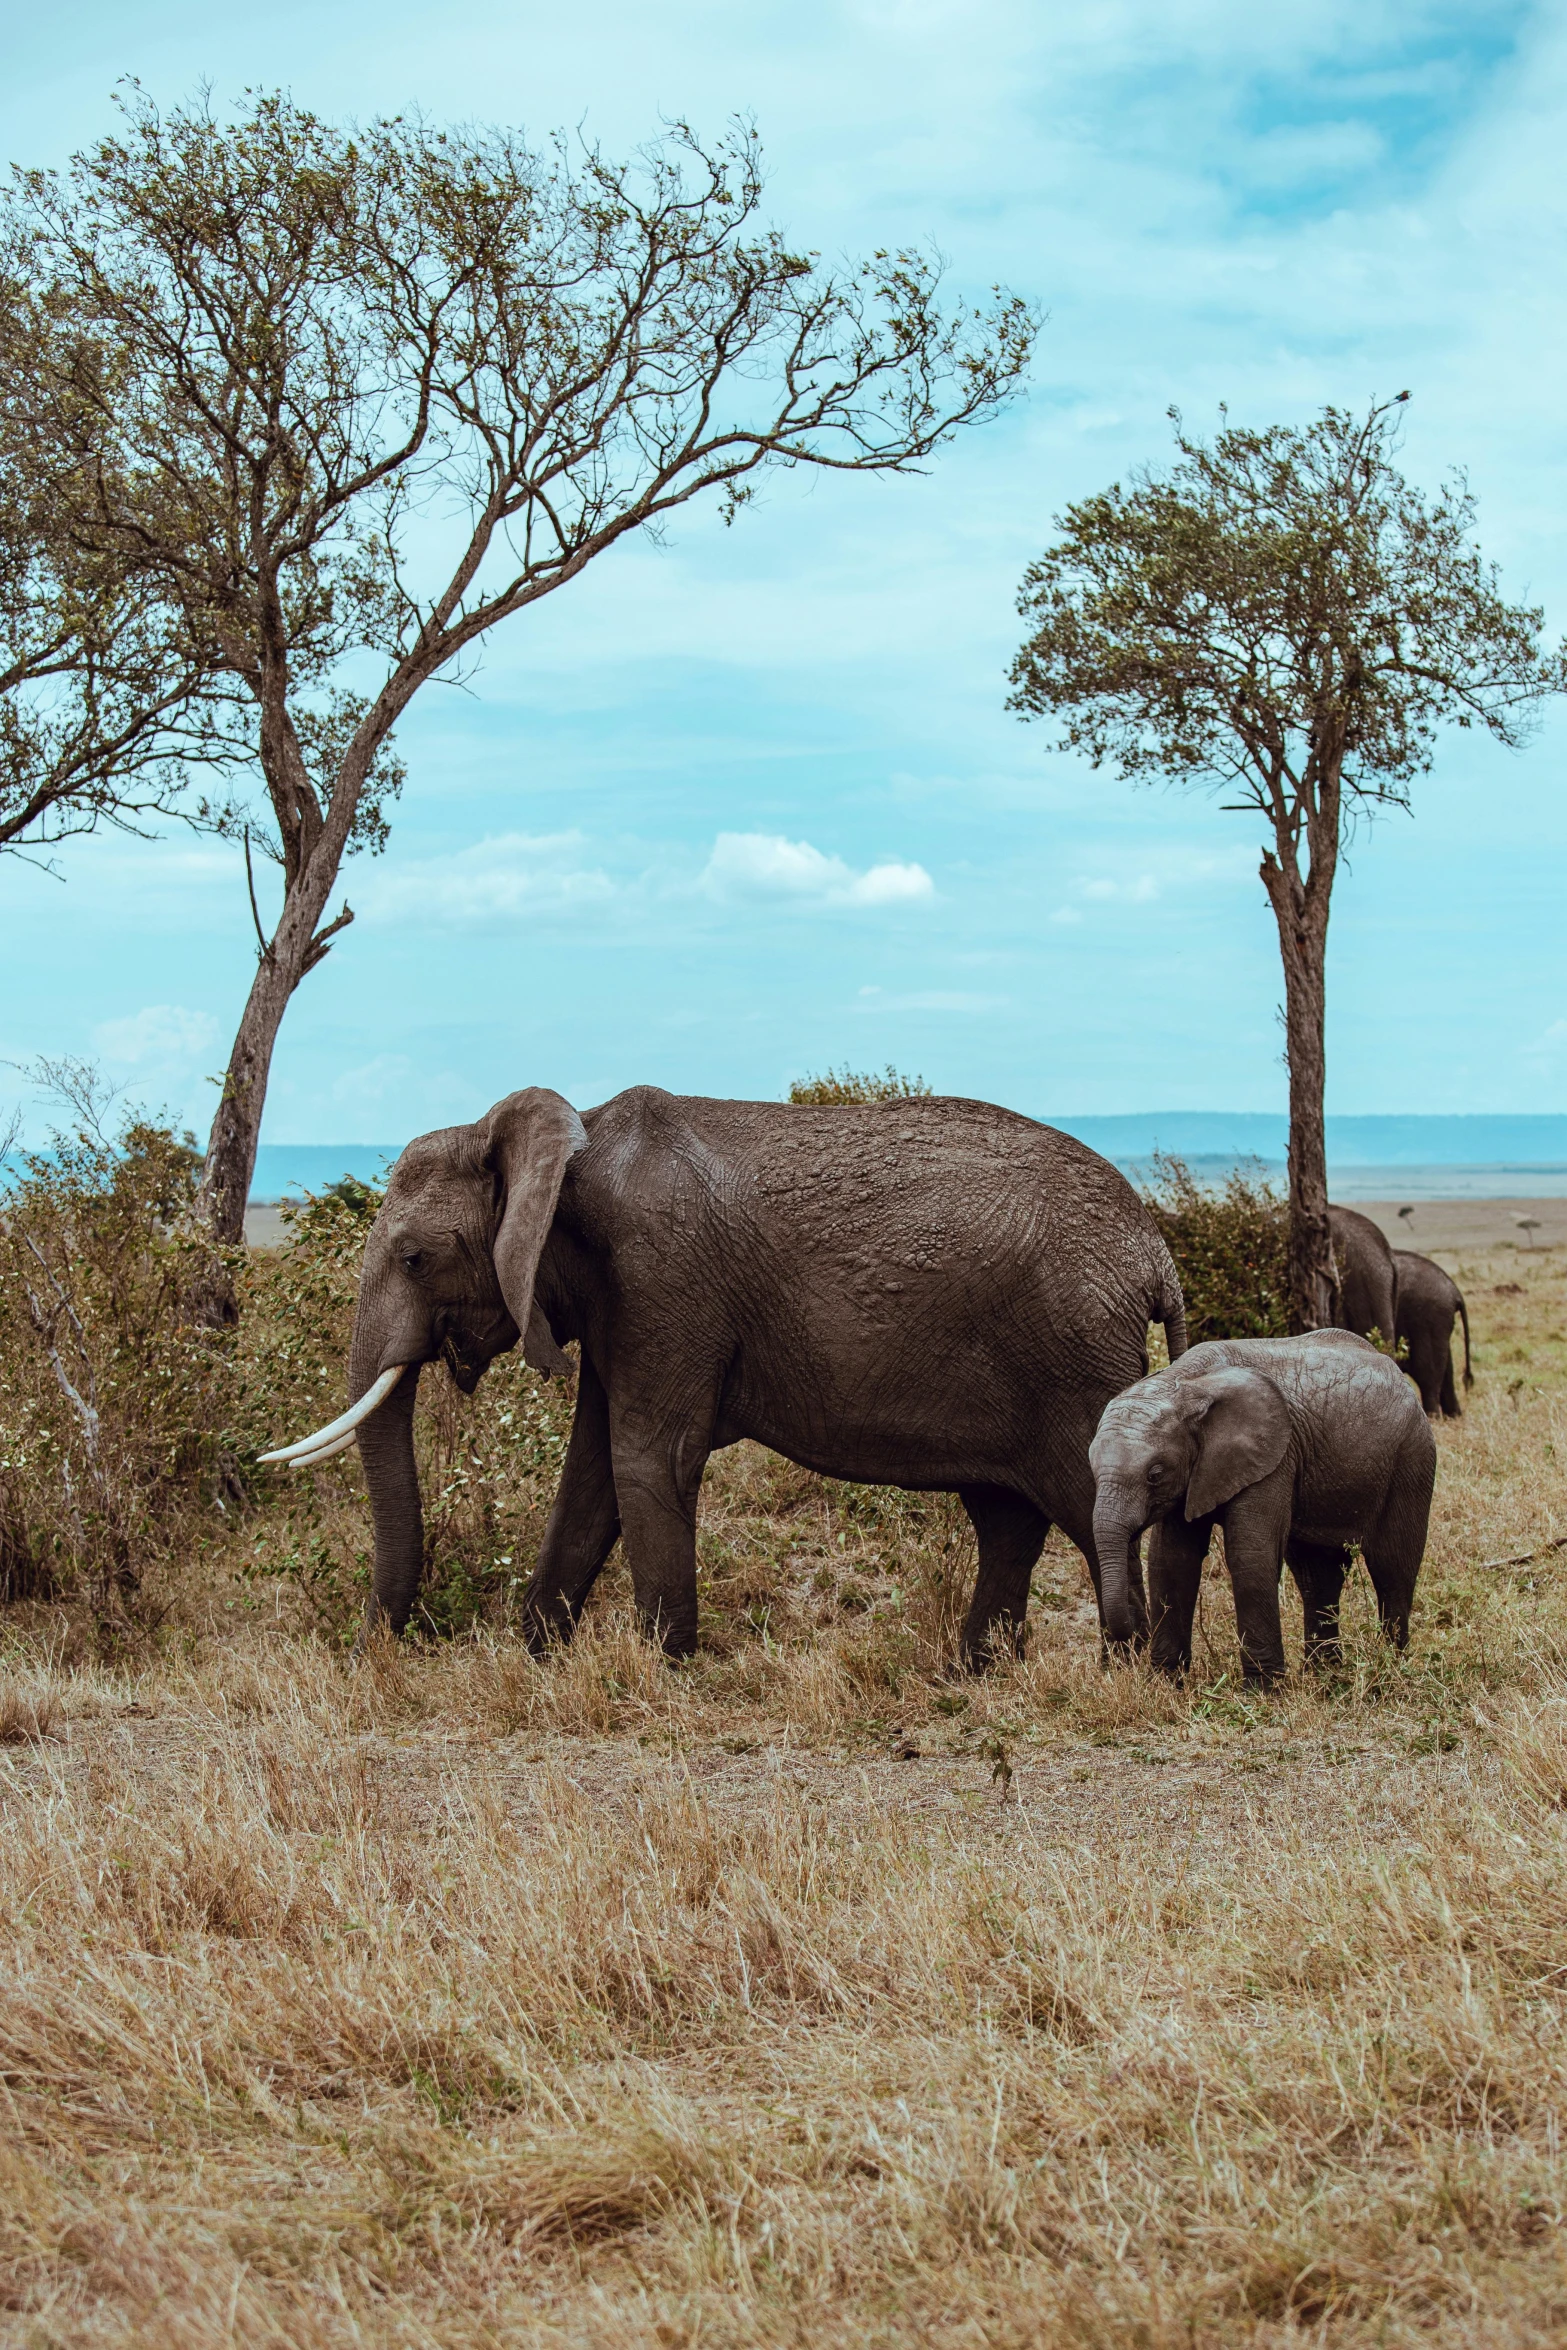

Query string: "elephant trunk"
[1092, 1485, 1146, 1650]
[348, 1300, 426, 1644]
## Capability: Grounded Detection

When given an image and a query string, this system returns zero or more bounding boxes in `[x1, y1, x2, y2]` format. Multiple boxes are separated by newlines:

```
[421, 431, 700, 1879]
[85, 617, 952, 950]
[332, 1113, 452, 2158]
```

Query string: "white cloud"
[1079, 874, 1160, 904]
[363, 833, 616, 929]
[93, 1005, 218, 1067]
[699, 832, 935, 909]
[856, 986, 1009, 1013]
[331, 1054, 416, 1109]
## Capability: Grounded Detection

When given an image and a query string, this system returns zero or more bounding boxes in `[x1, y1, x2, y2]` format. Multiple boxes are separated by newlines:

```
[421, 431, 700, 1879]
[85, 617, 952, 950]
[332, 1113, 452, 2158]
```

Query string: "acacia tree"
[1009, 398, 1562, 1329]
[7, 92, 1034, 1269]
[0, 244, 235, 859]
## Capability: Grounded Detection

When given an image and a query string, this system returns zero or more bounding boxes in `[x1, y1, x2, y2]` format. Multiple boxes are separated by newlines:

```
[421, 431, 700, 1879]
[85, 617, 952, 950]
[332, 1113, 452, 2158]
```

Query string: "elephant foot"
[958, 1618, 1027, 1674]
[637, 1605, 699, 1660]
[519, 1595, 578, 1656]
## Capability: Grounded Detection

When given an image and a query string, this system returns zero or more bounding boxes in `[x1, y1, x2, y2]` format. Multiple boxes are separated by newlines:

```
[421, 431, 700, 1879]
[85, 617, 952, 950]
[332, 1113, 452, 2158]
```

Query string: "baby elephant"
[1089, 1330, 1436, 1684]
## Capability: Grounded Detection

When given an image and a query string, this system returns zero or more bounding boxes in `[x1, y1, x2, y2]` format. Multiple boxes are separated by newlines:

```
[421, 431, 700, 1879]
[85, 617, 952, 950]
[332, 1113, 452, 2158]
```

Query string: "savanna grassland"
[2, 1243, 1567, 2346]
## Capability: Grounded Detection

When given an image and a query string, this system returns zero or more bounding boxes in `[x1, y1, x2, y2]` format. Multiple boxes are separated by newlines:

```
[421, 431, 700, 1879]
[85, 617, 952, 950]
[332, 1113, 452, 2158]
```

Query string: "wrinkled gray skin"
[1090, 1331, 1435, 1684]
[1393, 1248, 1472, 1418]
[346, 1086, 1189, 1664]
[1328, 1205, 1399, 1347]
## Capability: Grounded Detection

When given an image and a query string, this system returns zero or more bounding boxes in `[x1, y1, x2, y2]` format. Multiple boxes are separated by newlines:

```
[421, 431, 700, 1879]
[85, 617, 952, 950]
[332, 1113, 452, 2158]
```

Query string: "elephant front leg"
[609, 1408, 708, 1658]
[957, 1485, 1050, 1669]
[1147, 1514, 1211, 1678]
[519, 1357, 620, 1651]
[1217, 1483, 1292, 1685]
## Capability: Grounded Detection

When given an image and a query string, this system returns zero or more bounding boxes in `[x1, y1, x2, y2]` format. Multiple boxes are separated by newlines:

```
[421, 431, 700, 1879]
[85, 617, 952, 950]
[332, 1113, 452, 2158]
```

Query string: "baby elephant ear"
[1184, 1367, 1291, 1521]
[478, 1089, 587, 1356]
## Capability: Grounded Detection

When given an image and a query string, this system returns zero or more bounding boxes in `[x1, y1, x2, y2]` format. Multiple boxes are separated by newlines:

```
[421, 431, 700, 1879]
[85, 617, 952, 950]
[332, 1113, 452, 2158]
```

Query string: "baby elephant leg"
[1147, 1514, 1212, 1677]
[1284, 1538, 1349, 1668]
[1218, 1481, 1292, 1684]
[1362, 1433, 1437, 1651]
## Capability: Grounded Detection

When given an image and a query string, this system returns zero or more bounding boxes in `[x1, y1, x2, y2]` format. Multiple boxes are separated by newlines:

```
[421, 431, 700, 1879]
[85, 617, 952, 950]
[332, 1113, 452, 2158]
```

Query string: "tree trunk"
[1280, 942, 1335, 1332]
[1260, 805, 1337, 1335]
[190, 810, 356, 1318]
[195, 945, 304, 1247]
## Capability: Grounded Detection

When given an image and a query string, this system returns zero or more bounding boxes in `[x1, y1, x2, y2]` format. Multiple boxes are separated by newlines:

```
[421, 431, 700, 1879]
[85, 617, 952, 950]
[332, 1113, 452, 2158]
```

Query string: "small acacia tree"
[1009, 398, 1562, 1328]
[4, 91, 1034, 1278]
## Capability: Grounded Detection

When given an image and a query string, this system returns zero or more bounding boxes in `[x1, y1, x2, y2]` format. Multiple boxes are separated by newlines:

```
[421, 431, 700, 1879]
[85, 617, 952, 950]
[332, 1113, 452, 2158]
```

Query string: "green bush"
[0, 1114, 576, 1641]
[0, 1109, 237, 1616]
[788, 1065, 932, 1105]
[1141, 1153, 1289, 1345]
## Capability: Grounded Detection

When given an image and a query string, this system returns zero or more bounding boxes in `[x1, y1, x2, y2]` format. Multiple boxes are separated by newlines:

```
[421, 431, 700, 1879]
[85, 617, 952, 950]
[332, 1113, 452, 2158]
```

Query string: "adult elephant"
[265, 1086, 1189, 1665]
[1328, 1205, 1398, 1347]
[1393, 1248, 1472, 1417]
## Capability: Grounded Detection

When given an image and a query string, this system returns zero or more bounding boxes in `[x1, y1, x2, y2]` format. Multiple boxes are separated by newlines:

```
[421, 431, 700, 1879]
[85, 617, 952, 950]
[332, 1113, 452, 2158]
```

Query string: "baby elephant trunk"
[1091, 1484, 1146, 1650]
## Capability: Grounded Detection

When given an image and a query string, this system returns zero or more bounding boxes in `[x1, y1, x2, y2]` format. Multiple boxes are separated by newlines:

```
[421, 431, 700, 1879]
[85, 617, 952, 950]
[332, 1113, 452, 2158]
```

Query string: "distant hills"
[1048, 1113, 1567, 1169]
[244, 1114, 1567, 1204]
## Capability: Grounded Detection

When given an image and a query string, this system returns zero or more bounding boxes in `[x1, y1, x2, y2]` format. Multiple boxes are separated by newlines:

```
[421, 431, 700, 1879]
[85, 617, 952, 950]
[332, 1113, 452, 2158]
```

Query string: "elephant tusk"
[287, 1428, 360, 1470]
[259, 1364, 405, 1464]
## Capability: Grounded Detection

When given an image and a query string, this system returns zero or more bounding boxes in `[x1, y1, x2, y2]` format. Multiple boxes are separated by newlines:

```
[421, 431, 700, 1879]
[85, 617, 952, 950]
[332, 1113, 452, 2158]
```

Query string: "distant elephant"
[264, 1087, 1189, 1665]
[1393, 1249, 1472, 1417]
[1089, 1330, 1435, 1684]
[1328, 1205, 1398, 1347]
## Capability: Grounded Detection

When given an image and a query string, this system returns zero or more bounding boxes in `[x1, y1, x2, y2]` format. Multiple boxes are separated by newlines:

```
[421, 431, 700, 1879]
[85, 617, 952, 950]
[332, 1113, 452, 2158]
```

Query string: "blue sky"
[4, 0, 1567, 1144]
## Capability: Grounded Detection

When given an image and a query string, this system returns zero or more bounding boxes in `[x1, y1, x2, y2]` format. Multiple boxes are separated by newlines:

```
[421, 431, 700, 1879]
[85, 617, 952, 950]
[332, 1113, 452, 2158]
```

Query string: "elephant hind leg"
[1285, 1537, 1349, 1667]
[1363, 1438, 1436, 1651]
[958, 1485, 1050, 1670]
[610, 1401, 712, 1659]
[1439, 1336, 1462, 1418]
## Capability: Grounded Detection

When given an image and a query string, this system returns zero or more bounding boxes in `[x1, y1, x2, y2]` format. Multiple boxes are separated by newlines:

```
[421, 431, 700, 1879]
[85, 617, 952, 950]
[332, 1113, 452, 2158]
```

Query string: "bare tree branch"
[3, 92, 1037, 1264]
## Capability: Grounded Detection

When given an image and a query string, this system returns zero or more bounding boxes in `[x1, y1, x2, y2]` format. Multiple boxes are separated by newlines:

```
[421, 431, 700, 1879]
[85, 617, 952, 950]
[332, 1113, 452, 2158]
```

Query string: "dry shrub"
[376, 2092, 736, 2251]
[786, 1064, 932, 1104]
[0, 1673, 60, 1743]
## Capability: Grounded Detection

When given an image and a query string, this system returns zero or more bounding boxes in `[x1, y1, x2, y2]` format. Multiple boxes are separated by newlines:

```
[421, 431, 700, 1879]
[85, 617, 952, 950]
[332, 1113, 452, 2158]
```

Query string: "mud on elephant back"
[265, 1085, 1190, 1667]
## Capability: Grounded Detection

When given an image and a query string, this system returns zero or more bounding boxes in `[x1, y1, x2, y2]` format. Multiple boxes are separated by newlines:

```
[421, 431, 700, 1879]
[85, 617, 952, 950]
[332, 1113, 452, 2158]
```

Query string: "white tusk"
[259, 1364, 406, 1464]
[288, 1428, 359, 1470]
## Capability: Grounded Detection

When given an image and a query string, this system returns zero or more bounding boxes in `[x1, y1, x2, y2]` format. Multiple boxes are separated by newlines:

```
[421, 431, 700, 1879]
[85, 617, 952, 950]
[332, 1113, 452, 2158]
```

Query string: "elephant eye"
[402, 1249, 425, 1274]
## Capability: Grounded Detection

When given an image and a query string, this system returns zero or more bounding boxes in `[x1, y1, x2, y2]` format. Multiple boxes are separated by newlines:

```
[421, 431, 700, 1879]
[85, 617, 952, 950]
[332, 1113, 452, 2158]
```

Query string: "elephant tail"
[1157, 1252, 1189, 1362]
[1458, 1289, 1473, 1390]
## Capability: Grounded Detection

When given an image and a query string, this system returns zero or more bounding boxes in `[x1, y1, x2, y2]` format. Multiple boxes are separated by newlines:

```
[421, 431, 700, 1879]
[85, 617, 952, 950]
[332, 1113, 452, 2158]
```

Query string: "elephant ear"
[479, 1089, 587, 1377]
[1184, 1368, 1292, 1521]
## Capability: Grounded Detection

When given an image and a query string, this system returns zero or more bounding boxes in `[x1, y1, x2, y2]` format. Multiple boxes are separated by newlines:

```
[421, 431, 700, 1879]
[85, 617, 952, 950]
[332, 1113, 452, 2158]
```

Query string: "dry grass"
[2, 1244, 1567, 2344]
